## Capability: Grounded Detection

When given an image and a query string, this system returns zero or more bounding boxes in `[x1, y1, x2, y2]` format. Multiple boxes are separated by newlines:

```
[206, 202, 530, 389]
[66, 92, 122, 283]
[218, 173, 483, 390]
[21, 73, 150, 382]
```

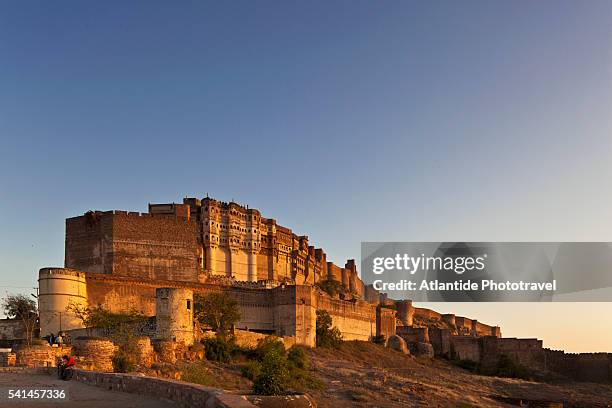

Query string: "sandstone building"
[31, 195, 612, 383]
[65, 197, 363, 293]
[39, 196, 389, 347]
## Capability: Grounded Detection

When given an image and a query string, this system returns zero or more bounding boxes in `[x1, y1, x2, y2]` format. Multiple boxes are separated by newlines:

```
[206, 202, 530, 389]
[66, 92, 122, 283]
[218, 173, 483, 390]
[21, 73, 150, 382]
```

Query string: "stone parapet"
[0, 352, 16, 367]
[73, 369, 256, 408]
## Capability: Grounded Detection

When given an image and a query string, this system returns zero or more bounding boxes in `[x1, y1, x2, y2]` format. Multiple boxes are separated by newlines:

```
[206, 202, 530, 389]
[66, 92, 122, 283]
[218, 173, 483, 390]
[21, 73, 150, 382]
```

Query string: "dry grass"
[304, 341, 612, 408]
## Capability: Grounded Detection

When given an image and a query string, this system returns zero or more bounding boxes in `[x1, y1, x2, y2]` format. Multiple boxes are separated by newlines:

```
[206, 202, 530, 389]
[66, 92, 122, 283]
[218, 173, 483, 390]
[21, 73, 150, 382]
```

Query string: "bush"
[494, 354, 532, 380]
[203, 336, 233, 363]
[252, 350, 289, 395]
[316, 310, 343, 348]
[254, 336, 286, 361]
[241, 360, 262, 381]
[287, 347, 308, 370]
[182, 362, 214, 386]
[112, 351, 135, 373]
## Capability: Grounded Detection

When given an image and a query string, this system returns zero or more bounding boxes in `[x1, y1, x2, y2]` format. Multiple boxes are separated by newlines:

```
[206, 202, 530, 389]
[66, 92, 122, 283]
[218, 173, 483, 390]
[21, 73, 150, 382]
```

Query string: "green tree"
[194, 293, 240, 336]
[2, 294, 38, 346]
[66, 302, 148, 338]
[316, 310, 343, 348]
[252, 350, 289, 395]
[254, 336, 285, 361]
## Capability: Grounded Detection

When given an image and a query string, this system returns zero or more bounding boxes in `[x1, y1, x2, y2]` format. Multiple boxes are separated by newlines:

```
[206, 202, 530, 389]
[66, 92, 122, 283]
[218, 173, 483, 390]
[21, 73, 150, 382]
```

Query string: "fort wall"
[65, 198, 364, 300]
[39, 270, 383, 348]
[65, 211, 200, 282]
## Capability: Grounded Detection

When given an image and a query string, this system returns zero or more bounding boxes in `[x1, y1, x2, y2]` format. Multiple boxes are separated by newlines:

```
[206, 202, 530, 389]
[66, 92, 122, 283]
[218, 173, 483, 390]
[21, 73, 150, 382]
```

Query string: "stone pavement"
[0, 372, 173, 408]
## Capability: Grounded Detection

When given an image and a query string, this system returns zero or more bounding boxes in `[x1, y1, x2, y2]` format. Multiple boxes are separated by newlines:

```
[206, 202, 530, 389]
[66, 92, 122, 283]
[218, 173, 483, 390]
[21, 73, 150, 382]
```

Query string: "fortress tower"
[38, 268, 88, 335]
[155, 288, 194, 346]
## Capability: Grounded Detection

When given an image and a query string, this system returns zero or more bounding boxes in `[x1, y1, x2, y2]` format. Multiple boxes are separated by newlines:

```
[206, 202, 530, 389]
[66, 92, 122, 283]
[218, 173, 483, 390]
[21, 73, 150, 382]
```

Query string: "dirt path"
[0, 372, 174, 408]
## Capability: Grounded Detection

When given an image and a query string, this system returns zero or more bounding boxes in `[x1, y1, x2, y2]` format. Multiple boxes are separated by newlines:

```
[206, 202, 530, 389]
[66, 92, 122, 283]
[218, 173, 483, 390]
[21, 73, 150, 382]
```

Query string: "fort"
[3, 195, 610, 384]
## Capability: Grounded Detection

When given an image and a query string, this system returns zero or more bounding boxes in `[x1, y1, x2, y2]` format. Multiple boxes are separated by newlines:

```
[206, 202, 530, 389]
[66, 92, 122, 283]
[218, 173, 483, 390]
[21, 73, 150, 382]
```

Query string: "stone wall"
[134, 337, 154, 368]
[80, 273, 383, 347]
[451, 336, 481, 362]
[14, 344, 57, 368]
[73, 369, 256, 408]
[545, 349, 612, 383]
[429, 328, 452, 357]
[0, 352, 16, 367]
[411, 306, 501, 338]
[73, 338, 116, 372]
[480, 337, 544, 372]
[397, 326, 430, 344]
[66, 211, 200, 282]
[0, 319, 25, 343]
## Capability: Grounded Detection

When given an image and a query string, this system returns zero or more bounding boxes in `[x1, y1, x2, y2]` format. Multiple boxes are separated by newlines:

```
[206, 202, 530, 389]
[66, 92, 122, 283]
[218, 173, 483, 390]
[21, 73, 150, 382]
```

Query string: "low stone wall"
[134, 337, 154, 368]
[14, 344, 57, 368]
[153, 339, 178, 364]
[73, 369, 256, 408]
[73, 338, 116, 372]
[0, 351, 16, 367]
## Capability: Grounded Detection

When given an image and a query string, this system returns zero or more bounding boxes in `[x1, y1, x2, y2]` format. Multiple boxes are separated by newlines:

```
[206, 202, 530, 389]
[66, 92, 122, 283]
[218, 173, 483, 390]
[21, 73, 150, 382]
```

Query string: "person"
[48, 333, 55, 346]
[55, 334, 63, 346]
[58, 354, 76, 381]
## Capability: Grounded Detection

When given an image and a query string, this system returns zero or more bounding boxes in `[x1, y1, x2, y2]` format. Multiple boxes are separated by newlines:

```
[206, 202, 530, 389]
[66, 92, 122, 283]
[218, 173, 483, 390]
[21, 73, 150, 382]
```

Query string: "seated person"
[58, 354, 76, 381]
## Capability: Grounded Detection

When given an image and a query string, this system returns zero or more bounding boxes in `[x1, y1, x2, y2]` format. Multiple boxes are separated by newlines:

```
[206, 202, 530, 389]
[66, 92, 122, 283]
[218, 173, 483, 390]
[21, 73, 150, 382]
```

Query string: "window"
[187, 300, 191, 310]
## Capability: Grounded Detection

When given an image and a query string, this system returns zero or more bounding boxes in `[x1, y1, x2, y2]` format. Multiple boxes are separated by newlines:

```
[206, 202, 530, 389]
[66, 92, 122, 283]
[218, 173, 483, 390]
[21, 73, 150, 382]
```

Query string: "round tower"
[396, 300, 414, 326]
[38, 268, 88, 336]
[155, 288, 194, 346]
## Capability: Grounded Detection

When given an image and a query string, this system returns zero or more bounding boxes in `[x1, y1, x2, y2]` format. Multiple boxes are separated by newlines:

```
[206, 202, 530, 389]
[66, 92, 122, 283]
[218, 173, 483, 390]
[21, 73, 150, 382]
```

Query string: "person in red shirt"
[58, 355, 76, 381]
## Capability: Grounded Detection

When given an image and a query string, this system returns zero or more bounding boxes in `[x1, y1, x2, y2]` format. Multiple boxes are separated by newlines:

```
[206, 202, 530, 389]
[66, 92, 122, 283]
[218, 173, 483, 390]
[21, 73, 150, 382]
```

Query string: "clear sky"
[1, 1, 611, 352]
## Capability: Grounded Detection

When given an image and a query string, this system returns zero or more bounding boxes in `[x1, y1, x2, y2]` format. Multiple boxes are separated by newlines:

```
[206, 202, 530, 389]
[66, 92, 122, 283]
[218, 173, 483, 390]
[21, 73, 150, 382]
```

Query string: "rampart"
[40, 269, 389, 348]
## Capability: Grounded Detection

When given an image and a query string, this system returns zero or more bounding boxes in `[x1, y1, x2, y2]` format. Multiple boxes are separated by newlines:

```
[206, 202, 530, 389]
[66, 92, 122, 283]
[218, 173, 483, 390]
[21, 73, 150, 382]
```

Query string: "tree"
[194, 293, 240, 336]
[252, 350, 289, 395]
[315, 310, 343, 348]
[66, 301, 148, 338]
[2, 294, 38, 346]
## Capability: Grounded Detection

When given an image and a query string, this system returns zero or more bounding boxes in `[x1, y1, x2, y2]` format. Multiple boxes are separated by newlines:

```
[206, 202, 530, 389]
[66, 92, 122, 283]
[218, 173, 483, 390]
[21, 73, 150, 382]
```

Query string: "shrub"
[112, 351, 135, 373]
[252, 350, 289, 395]
[241, 360, 262, 381]
[316, 310, 343, 348]
[494, 354, 532, 380]
[203, 336, 233, 363]
[182, 362, 213, 386]
[287, 347, 308, 370]
[254, 336, 286, 361]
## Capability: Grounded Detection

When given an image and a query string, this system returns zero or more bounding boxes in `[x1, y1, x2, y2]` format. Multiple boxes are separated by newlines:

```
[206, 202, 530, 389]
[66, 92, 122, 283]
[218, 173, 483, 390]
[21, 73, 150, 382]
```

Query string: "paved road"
[0, 372, 174, 408]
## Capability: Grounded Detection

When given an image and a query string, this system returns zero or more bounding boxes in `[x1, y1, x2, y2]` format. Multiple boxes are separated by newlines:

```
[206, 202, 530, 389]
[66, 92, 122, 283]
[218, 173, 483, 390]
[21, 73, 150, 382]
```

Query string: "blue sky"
[1, 1, 611, 351]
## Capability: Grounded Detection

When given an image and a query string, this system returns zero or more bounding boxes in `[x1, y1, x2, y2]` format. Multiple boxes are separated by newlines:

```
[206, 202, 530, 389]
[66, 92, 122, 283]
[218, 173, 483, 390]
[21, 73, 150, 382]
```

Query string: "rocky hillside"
[304, 341, 612, 408]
